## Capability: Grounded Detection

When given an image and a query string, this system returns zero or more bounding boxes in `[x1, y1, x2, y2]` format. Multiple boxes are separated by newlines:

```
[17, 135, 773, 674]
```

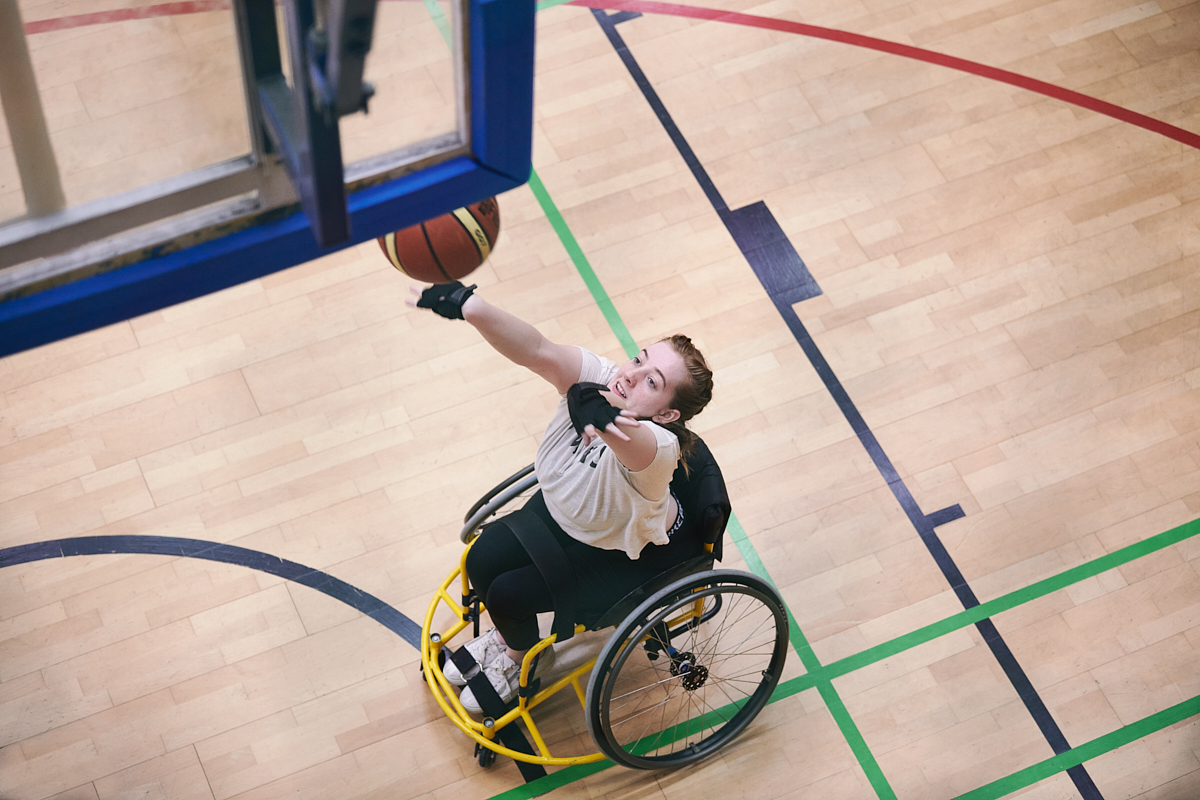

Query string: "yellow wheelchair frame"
[418, 464, 790, 773]
[421, 542, 610, 768]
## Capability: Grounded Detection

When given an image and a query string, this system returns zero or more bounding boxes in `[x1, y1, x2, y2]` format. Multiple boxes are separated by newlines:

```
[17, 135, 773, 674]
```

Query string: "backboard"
[0, 0, 535, 358]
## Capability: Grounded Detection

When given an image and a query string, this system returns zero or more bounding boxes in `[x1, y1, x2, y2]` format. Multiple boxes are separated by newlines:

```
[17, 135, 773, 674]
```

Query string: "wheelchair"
[419, 439, 789, 777]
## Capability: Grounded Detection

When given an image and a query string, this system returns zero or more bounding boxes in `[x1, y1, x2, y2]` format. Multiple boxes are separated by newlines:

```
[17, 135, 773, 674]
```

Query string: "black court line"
[591, 10, 1104, 799]
[0, 536, 423, 647]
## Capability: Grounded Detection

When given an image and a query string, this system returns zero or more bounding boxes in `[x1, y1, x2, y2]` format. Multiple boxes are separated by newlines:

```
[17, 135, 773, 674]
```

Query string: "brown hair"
[658, 334, 713, 468]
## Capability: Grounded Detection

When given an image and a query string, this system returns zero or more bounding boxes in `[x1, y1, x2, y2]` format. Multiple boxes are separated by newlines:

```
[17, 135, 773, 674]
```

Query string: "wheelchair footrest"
[447, 646, 548, 782]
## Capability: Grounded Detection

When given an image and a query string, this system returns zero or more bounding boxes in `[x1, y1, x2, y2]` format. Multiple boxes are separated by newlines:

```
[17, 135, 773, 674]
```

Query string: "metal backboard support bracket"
[245, 0, 379, 247]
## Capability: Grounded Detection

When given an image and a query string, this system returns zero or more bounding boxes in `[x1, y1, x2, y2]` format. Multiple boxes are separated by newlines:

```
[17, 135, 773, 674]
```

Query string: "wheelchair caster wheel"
[475, 742, 497, 768]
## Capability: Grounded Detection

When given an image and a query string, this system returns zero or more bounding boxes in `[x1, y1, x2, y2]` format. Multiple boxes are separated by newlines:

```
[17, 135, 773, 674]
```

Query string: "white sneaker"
[459, 646, 556, 714]
[444, 628, 506, 686]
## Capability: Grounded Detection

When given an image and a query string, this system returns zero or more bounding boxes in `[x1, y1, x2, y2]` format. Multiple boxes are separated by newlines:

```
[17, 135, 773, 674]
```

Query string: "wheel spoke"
[587, 572, 788, 768]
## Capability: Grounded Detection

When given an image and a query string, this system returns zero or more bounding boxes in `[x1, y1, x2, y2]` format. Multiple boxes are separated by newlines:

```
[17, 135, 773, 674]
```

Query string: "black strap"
[502, 509, 579, 644]
[498, 728, 548, 782]
[447, 646, 547, 782]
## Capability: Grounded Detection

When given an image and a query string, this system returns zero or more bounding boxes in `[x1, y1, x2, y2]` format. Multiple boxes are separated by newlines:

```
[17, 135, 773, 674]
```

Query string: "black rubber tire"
[584, 570, 788, 769]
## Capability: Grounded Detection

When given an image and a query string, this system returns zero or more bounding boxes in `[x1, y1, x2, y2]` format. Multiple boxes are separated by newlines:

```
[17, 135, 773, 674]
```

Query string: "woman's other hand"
[581, 409, 639, 446]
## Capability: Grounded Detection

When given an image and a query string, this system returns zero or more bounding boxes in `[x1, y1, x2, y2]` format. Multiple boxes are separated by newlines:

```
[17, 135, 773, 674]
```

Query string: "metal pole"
[0, 0, 66, 217]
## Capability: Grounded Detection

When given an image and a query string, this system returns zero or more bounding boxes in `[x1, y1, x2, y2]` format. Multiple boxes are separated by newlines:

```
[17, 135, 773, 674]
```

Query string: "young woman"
[409, 281, 714, 711]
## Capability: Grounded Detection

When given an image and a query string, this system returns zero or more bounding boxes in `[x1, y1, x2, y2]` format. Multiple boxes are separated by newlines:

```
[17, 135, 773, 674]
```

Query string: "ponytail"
[658, 334, 713, 472]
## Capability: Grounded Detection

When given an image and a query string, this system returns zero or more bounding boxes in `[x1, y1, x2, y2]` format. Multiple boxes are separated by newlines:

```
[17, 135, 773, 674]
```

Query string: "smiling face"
[609, 341, 689, 423]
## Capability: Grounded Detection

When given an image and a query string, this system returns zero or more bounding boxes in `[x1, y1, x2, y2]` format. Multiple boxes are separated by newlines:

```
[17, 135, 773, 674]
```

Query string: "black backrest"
[669, 437, 730, 561]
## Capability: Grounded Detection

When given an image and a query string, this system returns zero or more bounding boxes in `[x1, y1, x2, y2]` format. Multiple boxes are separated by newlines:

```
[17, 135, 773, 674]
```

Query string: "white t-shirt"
[535, 347, 680, 559]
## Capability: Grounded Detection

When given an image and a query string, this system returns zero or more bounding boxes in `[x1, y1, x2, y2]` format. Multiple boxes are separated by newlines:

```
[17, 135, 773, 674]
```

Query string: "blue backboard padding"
[0, 157, 522, 357]
[471, 0, 536, 183]
[0, 0, 535, 359]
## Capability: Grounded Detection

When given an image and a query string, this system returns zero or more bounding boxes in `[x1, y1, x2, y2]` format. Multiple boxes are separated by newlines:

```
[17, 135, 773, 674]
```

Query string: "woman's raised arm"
[409, 283, 581, 394]
[461, 294, 582, 394]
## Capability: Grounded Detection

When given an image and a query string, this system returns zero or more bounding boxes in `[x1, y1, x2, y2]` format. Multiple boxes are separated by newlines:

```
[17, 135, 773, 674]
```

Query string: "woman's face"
[607, 341, 688, 423]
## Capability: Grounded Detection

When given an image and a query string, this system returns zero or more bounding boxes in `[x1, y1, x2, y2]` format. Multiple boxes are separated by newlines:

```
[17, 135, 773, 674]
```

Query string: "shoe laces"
[482, 653, 521, 697]
[471, 629, 505, 666]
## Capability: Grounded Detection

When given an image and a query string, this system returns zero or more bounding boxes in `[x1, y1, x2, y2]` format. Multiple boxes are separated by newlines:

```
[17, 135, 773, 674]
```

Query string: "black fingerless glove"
[416, 281, 477, 320]
[566, 382, 621, 435]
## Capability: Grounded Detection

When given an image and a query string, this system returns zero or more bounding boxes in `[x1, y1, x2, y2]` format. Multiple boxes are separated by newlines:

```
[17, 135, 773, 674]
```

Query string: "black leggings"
[465, 491, 702, 650]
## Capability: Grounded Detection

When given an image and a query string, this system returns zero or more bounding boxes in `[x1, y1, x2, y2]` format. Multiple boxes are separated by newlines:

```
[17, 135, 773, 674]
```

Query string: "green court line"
[521, 14, 893, 793]
[482, 511, 1200, 799]
[479, 514, 900, 800]
[423, 0, 451, 40]
[808, 515, 1200, 691]
[427, 6, 844, 791]
[490, 760, 614, 800]
[432, 4, 1200, 797]
[478, 478, 1200, 799]
[766, 515, 1200, 697]
[955, 695, 1200, 800]
[429, 0, 634, 356]
[527, 170, 640, 359]
[726, 516, 898, 799]
[528, 167, 897, 799]
[424, 0, 635, 368]
[522, 165, 1200, 795]
[725, 515, 812, 660]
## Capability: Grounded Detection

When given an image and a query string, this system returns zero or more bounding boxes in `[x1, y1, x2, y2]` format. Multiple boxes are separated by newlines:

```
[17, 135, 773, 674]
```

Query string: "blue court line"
[588, 10, 901, 799]
[530, 119, 899, 800]
[589, 9, 1104, 799]
[0, 536, 423, 646]
[771, 298, 1102, 798]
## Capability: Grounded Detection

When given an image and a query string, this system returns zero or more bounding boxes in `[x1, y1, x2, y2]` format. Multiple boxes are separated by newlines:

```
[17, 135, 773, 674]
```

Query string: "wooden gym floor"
[2, 0, 1199, 798]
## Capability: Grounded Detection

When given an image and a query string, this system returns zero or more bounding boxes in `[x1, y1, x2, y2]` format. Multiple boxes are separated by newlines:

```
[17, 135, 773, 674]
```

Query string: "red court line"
[25, 0, 1198, 152]
[570, 0, 1200, 151]
[20, 0, 415, 34]
[23, 0, 229, 33]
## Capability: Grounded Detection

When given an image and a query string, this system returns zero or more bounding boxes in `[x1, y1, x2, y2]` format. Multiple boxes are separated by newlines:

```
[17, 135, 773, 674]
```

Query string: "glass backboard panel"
[340, 0, 460, 168]
[0, 106, 24, 221]
[22, 3, 252, 208]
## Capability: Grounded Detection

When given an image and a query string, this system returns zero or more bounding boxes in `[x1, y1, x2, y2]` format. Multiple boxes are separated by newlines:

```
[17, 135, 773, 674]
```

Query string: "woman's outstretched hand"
[406, 282, 477, 320]
[581, 410, 639, 446]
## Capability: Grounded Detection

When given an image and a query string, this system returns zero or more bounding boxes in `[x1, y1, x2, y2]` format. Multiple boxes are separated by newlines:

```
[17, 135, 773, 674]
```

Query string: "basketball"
[377, 197, 500, 283]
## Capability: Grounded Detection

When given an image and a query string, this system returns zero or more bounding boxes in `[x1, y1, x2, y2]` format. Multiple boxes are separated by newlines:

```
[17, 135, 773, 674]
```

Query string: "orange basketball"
[377, 197, 500, 282]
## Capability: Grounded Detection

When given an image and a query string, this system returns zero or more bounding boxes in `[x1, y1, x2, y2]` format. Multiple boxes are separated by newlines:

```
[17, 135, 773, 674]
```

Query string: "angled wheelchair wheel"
[460, 464, 539, 543]
[584, 570, 788, 770]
